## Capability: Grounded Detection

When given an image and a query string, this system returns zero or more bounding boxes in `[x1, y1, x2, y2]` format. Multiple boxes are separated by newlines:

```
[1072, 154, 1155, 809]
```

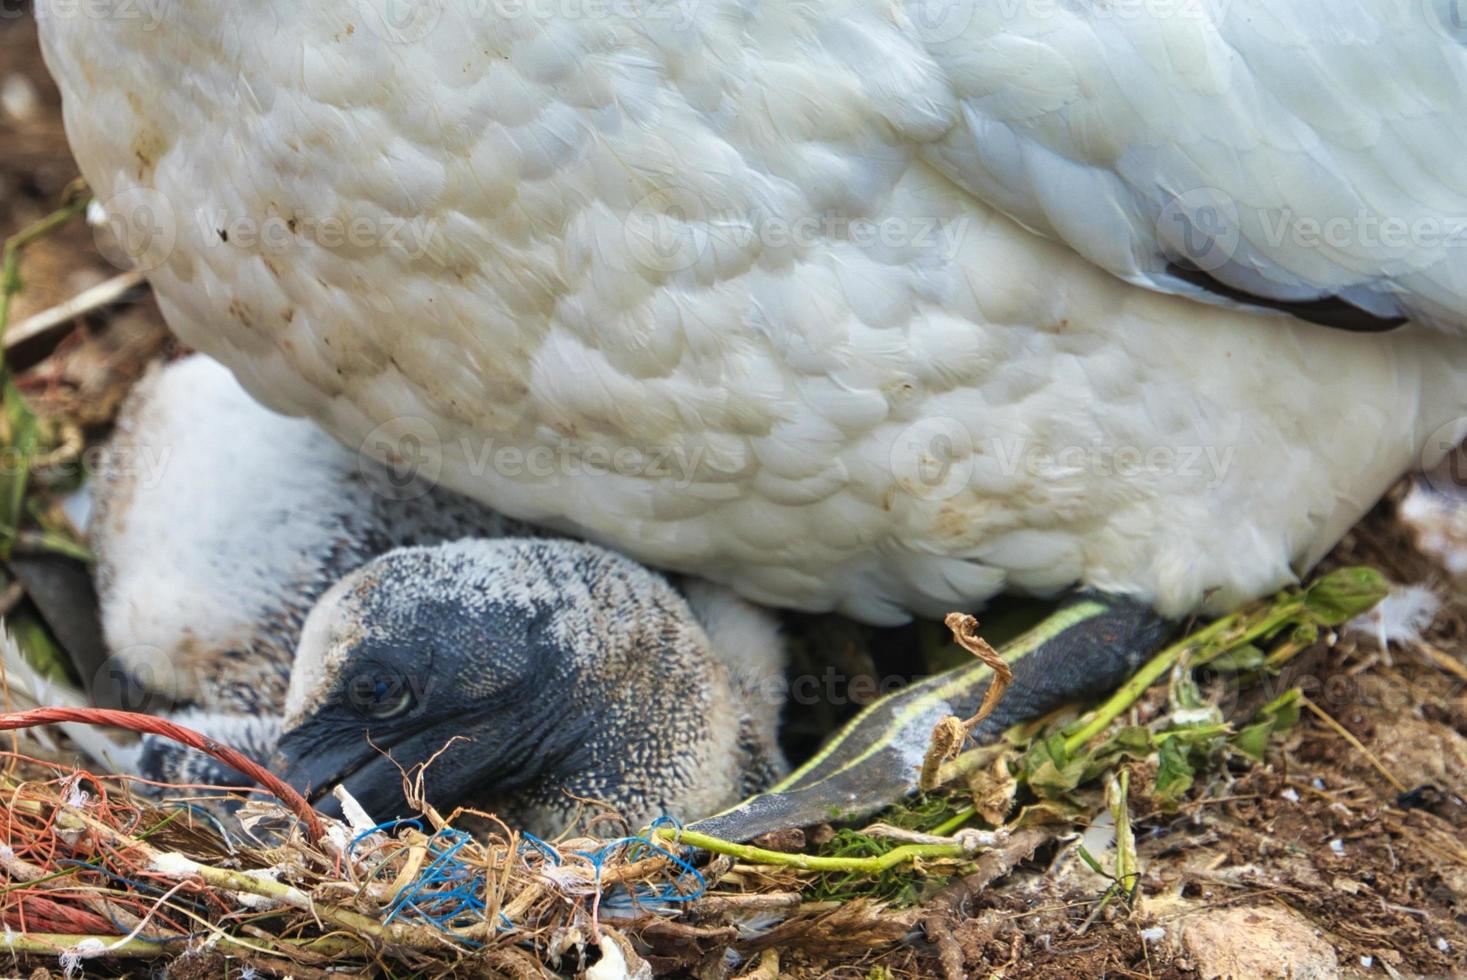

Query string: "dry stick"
[1299, 696, 1407, 794]
[4, 270, 146, 352]
[1411, 640, 1467, 683]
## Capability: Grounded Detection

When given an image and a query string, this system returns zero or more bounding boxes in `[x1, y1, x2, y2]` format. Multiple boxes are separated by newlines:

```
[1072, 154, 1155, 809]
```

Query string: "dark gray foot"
[689, 593, 1170, 841]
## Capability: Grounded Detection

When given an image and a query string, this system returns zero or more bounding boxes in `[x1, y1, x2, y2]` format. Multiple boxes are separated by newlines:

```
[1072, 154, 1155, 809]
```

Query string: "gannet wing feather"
[916, 0, 1467, 331]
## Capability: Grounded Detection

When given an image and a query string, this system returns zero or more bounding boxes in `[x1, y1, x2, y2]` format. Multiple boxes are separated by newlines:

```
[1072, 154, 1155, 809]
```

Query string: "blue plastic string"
[349, 818, 424, 854]
[576, 816, 706, 916]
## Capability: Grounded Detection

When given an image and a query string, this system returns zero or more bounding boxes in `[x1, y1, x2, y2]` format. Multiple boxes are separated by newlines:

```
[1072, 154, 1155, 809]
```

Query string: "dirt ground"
[2, 7, 1465, 978]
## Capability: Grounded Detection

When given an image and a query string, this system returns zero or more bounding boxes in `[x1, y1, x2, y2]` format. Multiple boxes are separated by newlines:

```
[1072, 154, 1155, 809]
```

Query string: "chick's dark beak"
[270, 718, 527, 823]
[270, 727, 399, 819]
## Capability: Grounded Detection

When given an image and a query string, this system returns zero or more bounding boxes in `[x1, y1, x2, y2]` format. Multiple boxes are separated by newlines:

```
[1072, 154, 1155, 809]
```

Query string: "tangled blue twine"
[343, 815, 701, 938]
[578, 817, 705, 917]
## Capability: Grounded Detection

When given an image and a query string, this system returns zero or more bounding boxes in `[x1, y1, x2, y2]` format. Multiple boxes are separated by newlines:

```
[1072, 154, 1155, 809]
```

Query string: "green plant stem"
[1063, 598, 1307, 754]
[14, 527, 96, 561]
[659, 828, 971, 872]
[929, 806, 976, 837]
[0, 193, 90, 560]
[1108, 770, 1137, 897]
[0, 194, 92, 349]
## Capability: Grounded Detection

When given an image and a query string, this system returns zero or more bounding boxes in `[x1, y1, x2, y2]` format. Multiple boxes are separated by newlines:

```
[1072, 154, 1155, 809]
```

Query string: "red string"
[0, 708, 325, 843]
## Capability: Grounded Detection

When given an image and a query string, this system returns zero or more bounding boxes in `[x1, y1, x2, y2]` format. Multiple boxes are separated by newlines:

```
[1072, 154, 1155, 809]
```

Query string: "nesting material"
[0, 742, 715, 976]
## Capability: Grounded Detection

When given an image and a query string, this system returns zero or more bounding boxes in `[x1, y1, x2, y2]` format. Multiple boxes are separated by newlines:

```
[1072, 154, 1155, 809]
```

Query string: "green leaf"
[1230, 688, 1302, 759]
[1076, 844, 1108, 877]
[1232, 720, 1274, 760]
[1154, 735, 1196, 803]
[1206, 643, 1267, 672]
[1079, 726, 1154, 783]
[1013, 797, 1088, 827]
[1161, 722, 1231, 746]
[9, 610, 71, 685]
[1097, 726, 1153, 759]
[1042, 731, 1069, 770]
[1168, 659, 1207, 711]
[1023, 731, 1087, 797]
[1027, 751, 1089, 798]
[1302, 567, 1389, 626]
[1288, 622, 1320, 646]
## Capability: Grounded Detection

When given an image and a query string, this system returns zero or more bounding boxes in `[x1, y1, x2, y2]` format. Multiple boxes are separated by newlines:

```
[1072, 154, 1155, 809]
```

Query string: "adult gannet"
[31, 0, 1467, 835]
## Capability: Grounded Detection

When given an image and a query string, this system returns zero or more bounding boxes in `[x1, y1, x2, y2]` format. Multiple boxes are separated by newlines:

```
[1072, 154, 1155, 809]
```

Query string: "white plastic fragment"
[150, 851, 205, 876]
[333, 784, 379, 835]
[587, 934, 630, 980]
[1140, 926, 1166, 943]
[1281, 788, 1300, 803]
[1329, 839, 1345, 856]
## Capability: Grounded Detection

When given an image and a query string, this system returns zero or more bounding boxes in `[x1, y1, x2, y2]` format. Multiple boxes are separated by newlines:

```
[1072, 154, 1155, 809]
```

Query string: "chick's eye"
[348, 671, 414, 720]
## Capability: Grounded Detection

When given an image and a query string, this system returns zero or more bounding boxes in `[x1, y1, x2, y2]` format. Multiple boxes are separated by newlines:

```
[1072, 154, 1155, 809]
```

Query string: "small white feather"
[1345, 584, 1441, 650]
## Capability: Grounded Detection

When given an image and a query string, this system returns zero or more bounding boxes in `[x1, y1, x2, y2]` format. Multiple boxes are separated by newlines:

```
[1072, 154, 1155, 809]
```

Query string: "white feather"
[1346, 584, 1442, 650]
[33, 0, 1467, 623]
[0, 623, 139, 772]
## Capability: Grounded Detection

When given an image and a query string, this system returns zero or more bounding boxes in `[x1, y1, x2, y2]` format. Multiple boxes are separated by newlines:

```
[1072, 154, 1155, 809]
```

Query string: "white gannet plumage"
[34, 0, 1467, 625]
